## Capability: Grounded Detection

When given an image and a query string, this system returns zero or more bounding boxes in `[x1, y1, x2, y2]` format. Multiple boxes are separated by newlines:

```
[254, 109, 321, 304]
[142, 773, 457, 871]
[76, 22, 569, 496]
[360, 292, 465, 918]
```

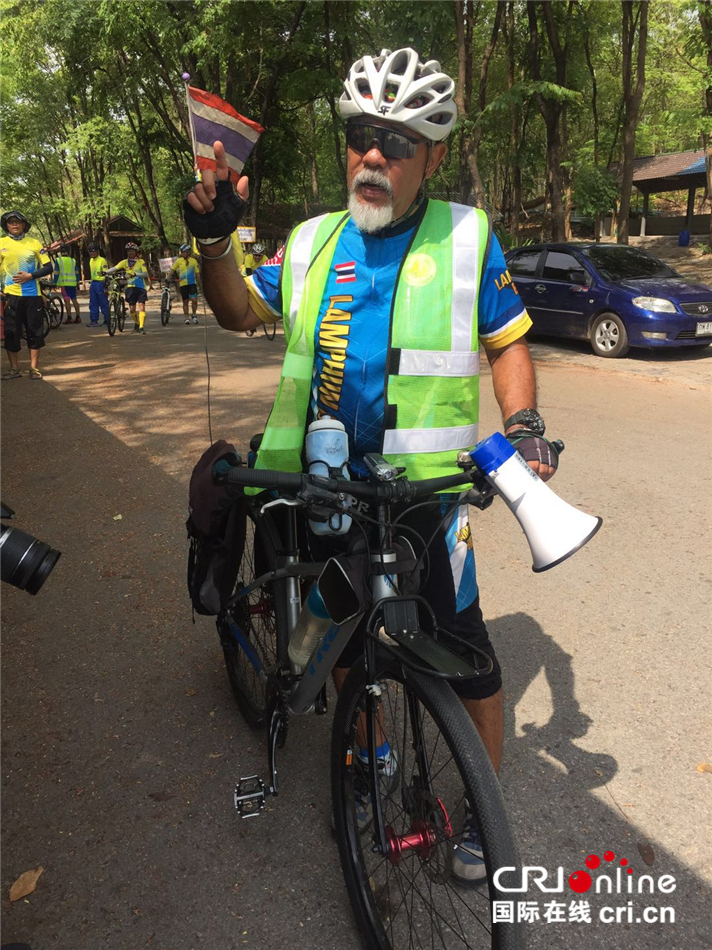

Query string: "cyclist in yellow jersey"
[241, 242, 268, 276]
[54, 244, 82, 323]
[169, 244, 200, 324]
[106, 242, 153, 334]
[87, 243, 110, 327]
[0, 210, 54, 379]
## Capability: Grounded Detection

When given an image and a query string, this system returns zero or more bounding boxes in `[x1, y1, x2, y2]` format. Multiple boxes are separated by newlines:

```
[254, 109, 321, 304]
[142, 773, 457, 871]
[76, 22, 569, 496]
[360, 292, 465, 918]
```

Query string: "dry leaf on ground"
[10, 866, 44, 902]
[696, 762, 712, 774]
[637, 842, 655, 866]
[185, 688, 198, 697]
[113, 514, 123, 521]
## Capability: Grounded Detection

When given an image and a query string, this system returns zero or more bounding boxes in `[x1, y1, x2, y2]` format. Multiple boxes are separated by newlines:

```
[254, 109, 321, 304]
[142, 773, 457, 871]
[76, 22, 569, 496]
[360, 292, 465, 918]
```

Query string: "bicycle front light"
[632, 296, 677, 313]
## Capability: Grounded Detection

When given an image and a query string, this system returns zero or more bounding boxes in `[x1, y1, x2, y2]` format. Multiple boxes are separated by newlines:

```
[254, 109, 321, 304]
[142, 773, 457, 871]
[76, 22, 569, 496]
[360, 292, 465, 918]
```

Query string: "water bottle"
[305, 417, 352, 536]
[288, 584, 332, 675]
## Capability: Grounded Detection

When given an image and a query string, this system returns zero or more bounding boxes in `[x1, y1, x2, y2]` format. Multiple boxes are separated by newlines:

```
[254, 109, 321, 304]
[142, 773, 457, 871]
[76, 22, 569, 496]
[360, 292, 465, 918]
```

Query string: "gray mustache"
[351, 170, 394, 198]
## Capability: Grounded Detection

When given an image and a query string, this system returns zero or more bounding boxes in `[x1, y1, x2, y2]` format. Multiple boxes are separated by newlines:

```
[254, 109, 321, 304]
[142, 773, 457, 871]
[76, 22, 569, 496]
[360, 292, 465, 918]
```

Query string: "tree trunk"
[700, 1, 712, 245]
[583, 19, 601, 241]
[250, 2, 307, 225]
[470, 3, 504, 208]
[528, 2, 574, 242]
[506, 1, 521, 234]
[616, 1, 648, 244]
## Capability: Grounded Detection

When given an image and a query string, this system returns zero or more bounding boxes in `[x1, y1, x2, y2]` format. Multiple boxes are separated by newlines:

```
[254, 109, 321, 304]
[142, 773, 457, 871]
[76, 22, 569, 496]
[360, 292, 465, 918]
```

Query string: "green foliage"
[493, 225, 535, 251]
[573, 165, 620, 217]
[0, 0, 707, 244]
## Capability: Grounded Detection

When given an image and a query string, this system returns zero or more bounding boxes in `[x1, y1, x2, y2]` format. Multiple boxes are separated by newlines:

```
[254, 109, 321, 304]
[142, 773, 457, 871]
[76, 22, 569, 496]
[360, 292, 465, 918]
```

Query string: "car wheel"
[590, 312, 630, 358]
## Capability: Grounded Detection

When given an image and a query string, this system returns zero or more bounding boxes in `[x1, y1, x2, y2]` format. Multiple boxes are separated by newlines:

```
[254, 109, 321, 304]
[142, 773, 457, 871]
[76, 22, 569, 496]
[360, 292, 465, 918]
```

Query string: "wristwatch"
[504, 409, 546, 436]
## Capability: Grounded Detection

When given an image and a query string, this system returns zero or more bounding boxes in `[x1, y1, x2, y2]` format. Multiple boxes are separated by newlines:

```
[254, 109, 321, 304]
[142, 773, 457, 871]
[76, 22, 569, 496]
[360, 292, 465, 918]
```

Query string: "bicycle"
[160, 277, 173, 326]
[40, 281, 65, 332]
[105, 275, 128, 337]
[213, 441, 537, 950]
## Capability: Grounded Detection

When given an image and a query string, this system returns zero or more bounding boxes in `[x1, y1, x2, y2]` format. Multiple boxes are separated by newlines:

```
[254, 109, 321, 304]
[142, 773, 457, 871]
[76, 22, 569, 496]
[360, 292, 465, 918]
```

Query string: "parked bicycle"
[40, 281, 65, 332]
[246, 320, 277, 340]
[106, 275, 128, 337]
[212, 441, 541, 950]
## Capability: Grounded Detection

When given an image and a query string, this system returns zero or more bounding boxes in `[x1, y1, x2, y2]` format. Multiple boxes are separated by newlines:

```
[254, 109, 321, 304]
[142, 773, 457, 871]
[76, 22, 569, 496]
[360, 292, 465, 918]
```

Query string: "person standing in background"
[87, 243, 110, 327]
[54, 244, 81, 324]
[0, 210, 54, 379]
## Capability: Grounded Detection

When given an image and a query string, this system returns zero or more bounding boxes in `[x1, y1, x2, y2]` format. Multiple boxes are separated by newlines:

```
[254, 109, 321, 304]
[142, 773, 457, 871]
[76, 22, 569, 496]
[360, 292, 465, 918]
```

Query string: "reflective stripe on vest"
[254, 200, 489, 487]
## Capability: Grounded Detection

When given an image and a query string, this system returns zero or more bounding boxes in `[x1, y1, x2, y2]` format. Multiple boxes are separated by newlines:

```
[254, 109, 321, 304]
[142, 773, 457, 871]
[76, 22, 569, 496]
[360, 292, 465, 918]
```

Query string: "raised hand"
[185, 140, 249, 217]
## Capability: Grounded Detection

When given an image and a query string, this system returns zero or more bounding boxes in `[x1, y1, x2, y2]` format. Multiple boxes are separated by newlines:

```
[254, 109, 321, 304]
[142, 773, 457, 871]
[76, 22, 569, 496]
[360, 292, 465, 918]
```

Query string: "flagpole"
[182, 72, 200, 180]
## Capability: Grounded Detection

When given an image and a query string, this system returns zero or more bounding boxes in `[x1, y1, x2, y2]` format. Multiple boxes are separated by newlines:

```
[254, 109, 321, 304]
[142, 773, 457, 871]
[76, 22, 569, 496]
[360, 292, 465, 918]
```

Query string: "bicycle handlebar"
[217, 460, 474, 504]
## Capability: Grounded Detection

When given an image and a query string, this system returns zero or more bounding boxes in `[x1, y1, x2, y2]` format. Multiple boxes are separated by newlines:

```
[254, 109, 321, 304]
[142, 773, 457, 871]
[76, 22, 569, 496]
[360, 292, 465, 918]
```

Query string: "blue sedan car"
[505, 242, 712, 357]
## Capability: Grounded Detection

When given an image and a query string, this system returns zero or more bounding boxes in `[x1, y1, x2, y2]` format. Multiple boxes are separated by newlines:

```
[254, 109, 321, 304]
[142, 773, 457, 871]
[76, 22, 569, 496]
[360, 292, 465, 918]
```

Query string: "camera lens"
[0, 524, 61, 594]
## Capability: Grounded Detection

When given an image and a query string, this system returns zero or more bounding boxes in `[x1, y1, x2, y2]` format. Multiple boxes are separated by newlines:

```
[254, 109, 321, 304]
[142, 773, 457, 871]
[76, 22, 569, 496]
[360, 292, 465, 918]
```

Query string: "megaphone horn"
[470, 434, 602, 573]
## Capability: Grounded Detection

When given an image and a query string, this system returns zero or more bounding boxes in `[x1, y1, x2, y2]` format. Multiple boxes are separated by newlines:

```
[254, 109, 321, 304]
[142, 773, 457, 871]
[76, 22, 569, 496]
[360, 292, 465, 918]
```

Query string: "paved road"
[2, 310, 710, 949]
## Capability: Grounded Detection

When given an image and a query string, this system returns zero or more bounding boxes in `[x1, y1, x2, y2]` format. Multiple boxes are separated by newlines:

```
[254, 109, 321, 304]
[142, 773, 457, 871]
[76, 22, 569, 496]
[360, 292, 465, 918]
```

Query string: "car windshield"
[583, 246, 675, 281]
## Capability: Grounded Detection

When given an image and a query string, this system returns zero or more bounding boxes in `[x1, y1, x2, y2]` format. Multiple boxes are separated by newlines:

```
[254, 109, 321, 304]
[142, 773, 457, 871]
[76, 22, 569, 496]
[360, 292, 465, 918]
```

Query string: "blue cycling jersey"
[247, 201, 531, 611]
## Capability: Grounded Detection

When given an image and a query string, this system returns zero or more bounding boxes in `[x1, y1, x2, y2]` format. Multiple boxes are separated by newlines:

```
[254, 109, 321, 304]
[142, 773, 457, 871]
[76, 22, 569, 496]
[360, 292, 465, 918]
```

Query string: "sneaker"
[138, 328, 146, 335]
[452, 813, 486, 883]
[332, 744, 399, 834]
[192, 317, 199, 324]
[184, 318, 191, 325]
[354, 744, 400, 831]
[88, 322, 99, 327]
[132, 325, 140, 333]
[74, 317, 82, 324]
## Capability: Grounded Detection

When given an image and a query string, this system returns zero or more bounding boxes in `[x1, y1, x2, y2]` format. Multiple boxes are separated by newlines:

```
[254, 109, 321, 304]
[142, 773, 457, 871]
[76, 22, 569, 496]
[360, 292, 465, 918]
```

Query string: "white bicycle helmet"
[339, 48, 457, 142]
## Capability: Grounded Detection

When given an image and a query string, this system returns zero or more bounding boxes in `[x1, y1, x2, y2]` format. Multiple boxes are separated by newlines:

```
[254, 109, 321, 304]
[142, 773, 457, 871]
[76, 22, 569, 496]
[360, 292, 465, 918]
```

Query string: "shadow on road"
[1, 336, 709, 949]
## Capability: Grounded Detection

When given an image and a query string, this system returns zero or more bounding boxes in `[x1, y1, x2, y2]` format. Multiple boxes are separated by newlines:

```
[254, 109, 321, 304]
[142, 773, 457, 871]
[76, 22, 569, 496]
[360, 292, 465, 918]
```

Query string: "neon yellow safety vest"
[90, 256, 108, 282]
[55, 255, 77, 286]
[254, 199, 490, 487]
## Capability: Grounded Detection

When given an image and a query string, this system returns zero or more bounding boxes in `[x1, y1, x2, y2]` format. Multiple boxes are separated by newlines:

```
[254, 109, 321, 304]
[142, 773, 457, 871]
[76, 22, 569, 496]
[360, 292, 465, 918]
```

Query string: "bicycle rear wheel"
[217, 505, 280, 729]
[332, 659, 523, 950]
[48, 295, 64, 329]
[117, 299, 127, 332]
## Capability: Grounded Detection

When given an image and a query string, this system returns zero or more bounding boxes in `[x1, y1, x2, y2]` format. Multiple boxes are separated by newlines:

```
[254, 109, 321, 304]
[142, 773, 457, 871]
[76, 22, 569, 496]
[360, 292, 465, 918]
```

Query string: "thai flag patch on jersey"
[335, 261, 356, 284]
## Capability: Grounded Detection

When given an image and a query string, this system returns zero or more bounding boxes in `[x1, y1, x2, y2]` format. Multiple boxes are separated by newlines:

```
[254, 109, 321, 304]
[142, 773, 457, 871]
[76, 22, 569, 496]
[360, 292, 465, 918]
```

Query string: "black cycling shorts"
[125, 287, 148, 306]
[304, 503, 502, 701]
[179, 283, 198, 301]
[3, 296, 45, 352]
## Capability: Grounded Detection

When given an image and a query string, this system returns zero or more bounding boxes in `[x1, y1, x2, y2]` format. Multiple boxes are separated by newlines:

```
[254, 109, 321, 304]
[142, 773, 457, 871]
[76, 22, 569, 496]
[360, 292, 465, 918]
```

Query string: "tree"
[616, 0, 649, 244]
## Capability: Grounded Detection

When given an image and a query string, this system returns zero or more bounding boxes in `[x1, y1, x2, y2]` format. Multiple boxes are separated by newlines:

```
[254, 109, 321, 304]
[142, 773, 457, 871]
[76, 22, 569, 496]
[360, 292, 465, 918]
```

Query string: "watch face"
[525, 412, 545, 434]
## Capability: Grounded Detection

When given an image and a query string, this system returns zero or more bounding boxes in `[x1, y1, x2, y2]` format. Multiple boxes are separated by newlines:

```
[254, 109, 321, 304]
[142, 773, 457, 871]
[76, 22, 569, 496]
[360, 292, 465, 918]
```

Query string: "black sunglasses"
[345, 123, 423, 160]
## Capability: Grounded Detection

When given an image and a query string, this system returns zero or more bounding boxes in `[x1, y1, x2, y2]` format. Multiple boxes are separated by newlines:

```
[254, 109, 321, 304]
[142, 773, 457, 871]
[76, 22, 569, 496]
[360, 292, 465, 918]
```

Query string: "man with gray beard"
[185, 47, 555, 884]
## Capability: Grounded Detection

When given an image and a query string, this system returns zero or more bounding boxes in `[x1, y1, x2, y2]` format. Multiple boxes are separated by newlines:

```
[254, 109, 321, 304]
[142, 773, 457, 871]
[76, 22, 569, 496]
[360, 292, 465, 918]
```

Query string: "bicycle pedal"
[234, 774, 268, 819]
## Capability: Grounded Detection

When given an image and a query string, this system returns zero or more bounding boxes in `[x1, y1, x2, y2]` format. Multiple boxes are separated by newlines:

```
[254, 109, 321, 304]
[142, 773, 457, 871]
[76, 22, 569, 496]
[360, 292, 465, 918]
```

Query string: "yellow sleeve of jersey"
[245, 276, 279, 324]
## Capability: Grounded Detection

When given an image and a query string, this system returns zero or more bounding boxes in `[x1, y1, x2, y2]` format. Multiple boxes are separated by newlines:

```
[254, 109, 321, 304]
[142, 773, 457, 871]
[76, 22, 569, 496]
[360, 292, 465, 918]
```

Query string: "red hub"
[386, 820, 437, 865]
[249, 600, 270, 616]
[384, 797, 453, 866]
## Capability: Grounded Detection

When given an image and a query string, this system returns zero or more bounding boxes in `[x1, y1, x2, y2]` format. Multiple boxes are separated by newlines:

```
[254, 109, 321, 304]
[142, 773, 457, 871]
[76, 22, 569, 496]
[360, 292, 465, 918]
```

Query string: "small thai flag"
[335, 261, 356, 284]
[187, 86, 264, 182]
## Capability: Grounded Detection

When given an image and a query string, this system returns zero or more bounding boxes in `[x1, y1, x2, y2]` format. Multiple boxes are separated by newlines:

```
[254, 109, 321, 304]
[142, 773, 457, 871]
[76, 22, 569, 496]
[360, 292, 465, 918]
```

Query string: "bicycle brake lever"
[260, 497, 301, 514]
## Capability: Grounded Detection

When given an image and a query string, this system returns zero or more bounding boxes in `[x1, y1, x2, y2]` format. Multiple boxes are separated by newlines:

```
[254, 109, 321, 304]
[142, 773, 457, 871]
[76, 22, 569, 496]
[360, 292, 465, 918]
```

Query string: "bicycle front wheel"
[108, 299, 118, 336]
[217, 505, 280, 729]
[160, 291, 170, 326]
[332, 659, 524, 950]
